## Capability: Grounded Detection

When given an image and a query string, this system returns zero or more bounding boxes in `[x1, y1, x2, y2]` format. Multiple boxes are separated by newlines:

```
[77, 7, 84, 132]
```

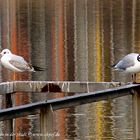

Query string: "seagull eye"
[137, 55, 140, 62]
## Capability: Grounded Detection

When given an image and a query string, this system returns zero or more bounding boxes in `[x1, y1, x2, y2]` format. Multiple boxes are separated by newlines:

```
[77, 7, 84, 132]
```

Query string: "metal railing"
[0, 81, 139, 140]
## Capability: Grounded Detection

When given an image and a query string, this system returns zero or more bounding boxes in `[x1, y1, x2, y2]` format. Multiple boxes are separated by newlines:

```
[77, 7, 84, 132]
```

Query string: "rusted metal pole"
[132, 89, 140, 140]
[40, 105, 53, 140]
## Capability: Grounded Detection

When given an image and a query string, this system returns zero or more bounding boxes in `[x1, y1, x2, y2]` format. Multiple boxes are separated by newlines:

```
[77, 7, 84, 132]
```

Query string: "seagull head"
[0, 49, 12, 57]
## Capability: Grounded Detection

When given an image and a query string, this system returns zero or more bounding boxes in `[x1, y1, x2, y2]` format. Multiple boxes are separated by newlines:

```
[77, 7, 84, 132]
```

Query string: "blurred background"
[0, 0, 139, 139]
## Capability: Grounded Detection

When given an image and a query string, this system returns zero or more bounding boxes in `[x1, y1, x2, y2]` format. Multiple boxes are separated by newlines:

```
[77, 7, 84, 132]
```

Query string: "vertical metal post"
[40, 105, 53, 140]
[6, 94, 13, 140]
[132, 89, 140, 140]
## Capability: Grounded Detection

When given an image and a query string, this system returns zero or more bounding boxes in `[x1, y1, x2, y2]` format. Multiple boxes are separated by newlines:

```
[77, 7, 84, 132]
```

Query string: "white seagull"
[112, 53, 140, 82]
[0, 49, 44, 72]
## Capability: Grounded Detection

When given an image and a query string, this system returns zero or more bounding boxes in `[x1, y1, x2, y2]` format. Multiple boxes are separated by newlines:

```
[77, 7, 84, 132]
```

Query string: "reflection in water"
[0, 0, 138, 139]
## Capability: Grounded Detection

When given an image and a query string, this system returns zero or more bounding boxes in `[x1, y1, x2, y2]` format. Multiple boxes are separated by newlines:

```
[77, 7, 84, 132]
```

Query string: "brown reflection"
[102, 0, 112, 82]
[95, 0, 102, 82]
[112, 0, 132, 82]
[52, 12, 56, 81]
[1, 0, 11, 81]
[14, 0, 31, 140]
[0, 0, 30, 140]
[87, 0, 96, 81]
[0, 0, 138, 139]
[52, 1, 66, 140]
[65, 0, 75, 81]
[45, 0, 54, 80]
[10, 0, 17, 81]
[65, 107, 77, 139]
[30, 0, 47, 81]
[74, 0, 88, 81]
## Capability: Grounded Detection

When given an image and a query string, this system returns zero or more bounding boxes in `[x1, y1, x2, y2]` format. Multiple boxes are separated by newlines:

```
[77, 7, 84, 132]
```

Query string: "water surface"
[0, 0, 138, 139]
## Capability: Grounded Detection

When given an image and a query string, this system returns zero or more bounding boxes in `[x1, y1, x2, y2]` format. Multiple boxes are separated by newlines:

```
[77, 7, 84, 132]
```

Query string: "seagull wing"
[114, 53, 136, 70]
[9, 55, 33, 71]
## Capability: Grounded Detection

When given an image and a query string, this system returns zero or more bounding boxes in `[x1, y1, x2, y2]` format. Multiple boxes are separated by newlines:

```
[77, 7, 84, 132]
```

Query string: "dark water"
[0, 0, 138, 139]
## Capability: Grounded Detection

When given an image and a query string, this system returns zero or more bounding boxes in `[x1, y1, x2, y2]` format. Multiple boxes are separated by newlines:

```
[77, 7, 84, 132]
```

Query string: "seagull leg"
[132, 73, 137, 83]
[134, 73, 137, 83]
[132, 74, 133, 81]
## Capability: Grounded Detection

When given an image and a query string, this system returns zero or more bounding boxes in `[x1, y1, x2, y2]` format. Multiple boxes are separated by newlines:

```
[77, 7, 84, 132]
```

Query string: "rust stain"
[58, 0, 64, 81]
[54, 1, 66, 140]
[41, 84, 61, 92]
[10, 1, 30, 139]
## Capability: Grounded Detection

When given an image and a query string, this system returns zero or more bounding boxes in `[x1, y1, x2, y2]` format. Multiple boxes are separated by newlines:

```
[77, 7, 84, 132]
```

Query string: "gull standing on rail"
[112, 53, 140, 82]
[0, 49, 44, 72]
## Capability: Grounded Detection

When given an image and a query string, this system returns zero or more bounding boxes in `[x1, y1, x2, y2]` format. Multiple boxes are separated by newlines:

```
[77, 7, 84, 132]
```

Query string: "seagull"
[112, 53, 140, 82]
[0, 49, 44, 72]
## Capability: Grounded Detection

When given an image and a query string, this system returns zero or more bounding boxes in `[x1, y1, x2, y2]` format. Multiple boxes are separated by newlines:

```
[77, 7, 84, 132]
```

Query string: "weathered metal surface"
[0, 102, 41, 121]
[132, 89, 140, 140]
[0, 82, 14, 94]
[0, 81, 125, 94]
[0, 83, 139, 121]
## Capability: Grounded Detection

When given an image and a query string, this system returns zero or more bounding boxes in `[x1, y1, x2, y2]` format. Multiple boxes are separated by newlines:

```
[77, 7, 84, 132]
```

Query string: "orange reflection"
[53, 1, 66, 140]
[10, 1, 30, 140]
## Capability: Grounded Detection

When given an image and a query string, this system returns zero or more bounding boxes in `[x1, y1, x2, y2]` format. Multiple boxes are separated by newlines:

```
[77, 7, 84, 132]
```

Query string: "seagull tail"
[105, 64, 118, 70]
[111, 64, 120, 71]
[32, 66, 45, 72]
[111, 64, 116, 69]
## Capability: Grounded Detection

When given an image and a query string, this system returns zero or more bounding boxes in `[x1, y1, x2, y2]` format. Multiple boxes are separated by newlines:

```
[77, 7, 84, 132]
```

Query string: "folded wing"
[9, 55, 33, 71]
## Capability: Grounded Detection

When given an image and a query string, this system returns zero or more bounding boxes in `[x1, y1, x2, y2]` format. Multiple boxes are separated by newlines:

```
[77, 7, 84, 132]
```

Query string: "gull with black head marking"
[112, 53, 140, 82]
[0, 49, 44, 72]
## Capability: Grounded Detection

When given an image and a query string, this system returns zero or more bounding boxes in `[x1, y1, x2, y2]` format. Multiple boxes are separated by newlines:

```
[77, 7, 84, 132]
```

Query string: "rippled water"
[0, 0, 138, 139]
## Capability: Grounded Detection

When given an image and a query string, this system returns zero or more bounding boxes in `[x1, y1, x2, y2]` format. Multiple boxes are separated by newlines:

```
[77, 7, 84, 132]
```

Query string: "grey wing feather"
[114, 53, 136, 70]
[9, 55, 32, 71]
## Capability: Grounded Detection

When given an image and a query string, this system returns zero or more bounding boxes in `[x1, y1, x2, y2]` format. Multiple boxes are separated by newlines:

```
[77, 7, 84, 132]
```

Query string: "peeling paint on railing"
[0, 81, 127, 94]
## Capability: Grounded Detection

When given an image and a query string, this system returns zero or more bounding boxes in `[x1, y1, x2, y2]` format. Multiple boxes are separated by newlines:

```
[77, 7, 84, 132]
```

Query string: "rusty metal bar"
[0, 83, 139, 121]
